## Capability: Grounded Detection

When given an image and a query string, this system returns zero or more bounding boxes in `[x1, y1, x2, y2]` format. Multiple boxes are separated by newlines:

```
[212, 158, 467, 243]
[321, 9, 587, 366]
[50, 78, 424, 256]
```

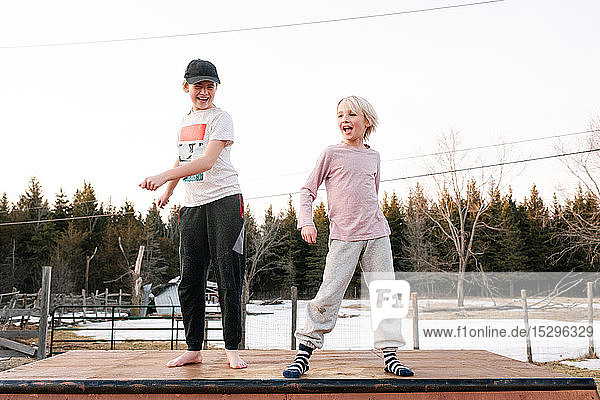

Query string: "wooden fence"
[52, 289, 132, 324]
[0, 266, 51, 359]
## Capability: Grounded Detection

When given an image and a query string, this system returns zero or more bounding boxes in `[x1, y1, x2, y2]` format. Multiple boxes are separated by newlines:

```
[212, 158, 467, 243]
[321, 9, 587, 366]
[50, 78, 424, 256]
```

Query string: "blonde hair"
[337, 96, 378, 140]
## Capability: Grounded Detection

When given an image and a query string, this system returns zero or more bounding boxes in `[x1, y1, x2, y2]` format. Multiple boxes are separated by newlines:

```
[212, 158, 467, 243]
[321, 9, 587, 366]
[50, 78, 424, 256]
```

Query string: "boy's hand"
[301, 226, 317, 244]
[139, 174, 167, 191]
[157, 192, 171, 209]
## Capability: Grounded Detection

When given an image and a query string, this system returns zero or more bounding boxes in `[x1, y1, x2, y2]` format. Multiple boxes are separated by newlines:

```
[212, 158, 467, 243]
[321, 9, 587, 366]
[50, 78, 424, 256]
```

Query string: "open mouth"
[342, 126, 353, 133]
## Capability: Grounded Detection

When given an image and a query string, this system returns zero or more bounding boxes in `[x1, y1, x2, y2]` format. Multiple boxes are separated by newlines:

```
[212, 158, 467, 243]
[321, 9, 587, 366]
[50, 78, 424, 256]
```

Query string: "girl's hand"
[139, 174, 167, 191]
[301, 226, 317, 244]
[157, 191, 172, 209]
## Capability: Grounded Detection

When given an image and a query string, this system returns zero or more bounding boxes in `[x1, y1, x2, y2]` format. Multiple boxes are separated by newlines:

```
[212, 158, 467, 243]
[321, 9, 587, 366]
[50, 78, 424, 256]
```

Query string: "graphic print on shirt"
[178, 124, 207, 182]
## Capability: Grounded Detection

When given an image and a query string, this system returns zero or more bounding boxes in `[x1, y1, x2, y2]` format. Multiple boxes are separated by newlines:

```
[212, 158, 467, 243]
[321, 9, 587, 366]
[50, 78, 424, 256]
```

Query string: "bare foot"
[166, 351, 203, 367]
[225, 349, 247, 369]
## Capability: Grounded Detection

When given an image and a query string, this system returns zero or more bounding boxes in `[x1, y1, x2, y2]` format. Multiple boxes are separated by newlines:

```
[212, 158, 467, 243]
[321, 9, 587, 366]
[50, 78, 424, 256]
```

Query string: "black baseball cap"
[184, 59, 220, 85]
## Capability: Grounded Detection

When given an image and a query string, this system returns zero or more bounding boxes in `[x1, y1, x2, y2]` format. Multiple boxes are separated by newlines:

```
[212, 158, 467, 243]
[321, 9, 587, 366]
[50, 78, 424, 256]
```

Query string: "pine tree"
[381, 191, 409, 271]
[280, 197, 310, 293]
[497, 188, 527, 271]
[522, 185, 551, 271]
[12, 177, 53, 291]
[50, 222, 89, 294]
[476, 182, 503, 272]
[0, 193, 13, 291]
[52, 188, 72, 232]
[304, 201, 329, 296]
[405, 184, 438, 272]
[142, 203, 172, 286]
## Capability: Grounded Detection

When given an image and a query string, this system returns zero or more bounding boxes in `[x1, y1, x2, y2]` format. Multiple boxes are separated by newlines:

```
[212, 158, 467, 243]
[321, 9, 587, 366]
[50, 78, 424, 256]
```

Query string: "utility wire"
[245, 148, 600, 201]
[385, 129, 598, 163]
[241, 128, 598, 184]
[0, 199, 102, 214]
[0, 212, 135, 227]
[380, 148, 600, 183]
[0, 0, 504, 49]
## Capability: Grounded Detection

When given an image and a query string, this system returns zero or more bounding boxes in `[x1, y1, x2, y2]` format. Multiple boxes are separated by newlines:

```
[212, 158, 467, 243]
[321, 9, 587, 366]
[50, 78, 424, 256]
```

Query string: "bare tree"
[242, 215, 286, 307]
[426, 130, 504, 306]
[555, 119, 600, 264]
[84, 247, 98, 294]
[240, 207, 287, 348]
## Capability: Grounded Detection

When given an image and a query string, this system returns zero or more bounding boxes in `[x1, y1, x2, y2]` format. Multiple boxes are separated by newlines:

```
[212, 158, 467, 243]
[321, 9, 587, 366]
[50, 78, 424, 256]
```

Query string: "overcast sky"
[1, 0, 599, 221]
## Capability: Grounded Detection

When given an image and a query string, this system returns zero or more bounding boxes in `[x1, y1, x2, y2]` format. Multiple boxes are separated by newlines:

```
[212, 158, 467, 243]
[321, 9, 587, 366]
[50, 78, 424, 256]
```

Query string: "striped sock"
[383, 349, 414, 377]
[283, 343, 313, 378]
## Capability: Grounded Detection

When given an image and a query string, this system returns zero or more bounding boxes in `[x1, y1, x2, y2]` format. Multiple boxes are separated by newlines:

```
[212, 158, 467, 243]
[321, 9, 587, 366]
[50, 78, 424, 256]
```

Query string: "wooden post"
[93, 290, 99, 319]
[521, 289, 533, 363]
[84, 247, 98, 295]
[291, 286, 298, 350]
[411, 293, 419, 350]
[70, 294, 76, 324]
[588, 282, 595, 358]
[203, 318, 209, 350]
[118, 289, 122, 315]
[130, 246, 145, 317]
[105, 288, 109, 317]
[37, 266, 52, 359]
[81, 289, 87, 323]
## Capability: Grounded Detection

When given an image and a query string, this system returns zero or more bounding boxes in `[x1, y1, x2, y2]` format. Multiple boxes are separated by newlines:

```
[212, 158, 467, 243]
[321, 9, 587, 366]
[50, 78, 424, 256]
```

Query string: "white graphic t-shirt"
[177, 107, 241, 206]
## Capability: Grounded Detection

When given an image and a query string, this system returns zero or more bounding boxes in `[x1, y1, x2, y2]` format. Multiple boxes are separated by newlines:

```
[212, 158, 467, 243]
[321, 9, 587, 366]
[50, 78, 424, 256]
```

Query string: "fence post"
[411, 292, 419, 350]
[37, 266, 52, 359]
[203, 318, 209, 350]
[588, 282, 595, 358]
[93, 290, 99, 319]
[291, 286, 297, 350]
[130, 245, 145, 317]
[104, 288, 109, 317]
[521, 289, 533, 363]
[81, 289, 87, 323]
[118, 289, 123, 315]
[70, 294, 76, 324]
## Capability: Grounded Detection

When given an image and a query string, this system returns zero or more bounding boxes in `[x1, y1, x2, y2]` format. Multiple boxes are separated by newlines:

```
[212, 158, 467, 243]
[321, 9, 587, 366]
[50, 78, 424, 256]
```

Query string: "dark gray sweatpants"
[178, 193, 245, 350]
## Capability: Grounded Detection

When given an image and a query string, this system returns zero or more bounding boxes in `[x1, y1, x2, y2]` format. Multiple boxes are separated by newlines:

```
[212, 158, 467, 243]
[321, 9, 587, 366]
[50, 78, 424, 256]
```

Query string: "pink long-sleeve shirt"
[298, 143, 391, 241]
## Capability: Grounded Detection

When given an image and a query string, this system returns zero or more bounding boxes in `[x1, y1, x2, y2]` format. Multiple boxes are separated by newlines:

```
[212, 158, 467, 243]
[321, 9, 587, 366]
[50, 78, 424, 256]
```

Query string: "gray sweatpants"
[296, 236, 406, 350]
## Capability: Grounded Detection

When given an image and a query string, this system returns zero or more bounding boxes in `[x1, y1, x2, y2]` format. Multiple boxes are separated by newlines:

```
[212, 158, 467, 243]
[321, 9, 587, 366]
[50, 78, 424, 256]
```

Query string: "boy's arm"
[140, 140, 227, 191]
[157, 159, 180, 208]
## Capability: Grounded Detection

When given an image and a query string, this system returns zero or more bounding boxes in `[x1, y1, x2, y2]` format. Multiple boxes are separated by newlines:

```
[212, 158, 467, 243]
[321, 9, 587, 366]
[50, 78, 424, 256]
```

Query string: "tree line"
[1, 174, 598, 300]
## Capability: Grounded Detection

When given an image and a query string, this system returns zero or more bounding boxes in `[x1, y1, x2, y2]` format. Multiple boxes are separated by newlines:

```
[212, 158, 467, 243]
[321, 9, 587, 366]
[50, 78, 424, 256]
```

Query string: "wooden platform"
[0, 350, 597, 399]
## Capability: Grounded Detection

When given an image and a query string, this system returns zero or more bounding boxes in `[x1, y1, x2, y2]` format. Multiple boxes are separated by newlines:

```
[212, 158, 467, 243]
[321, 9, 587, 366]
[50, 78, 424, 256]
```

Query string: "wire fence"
[5, 271, 600, 364]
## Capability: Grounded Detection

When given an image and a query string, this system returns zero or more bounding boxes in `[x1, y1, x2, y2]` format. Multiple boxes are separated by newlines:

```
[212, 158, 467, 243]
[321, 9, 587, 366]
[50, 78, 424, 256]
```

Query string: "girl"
[283, 96, 413, 378]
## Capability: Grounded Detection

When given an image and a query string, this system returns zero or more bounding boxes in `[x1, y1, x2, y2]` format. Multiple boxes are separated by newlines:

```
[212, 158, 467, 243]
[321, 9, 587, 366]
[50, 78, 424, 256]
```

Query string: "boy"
[140, 59, 246, 369]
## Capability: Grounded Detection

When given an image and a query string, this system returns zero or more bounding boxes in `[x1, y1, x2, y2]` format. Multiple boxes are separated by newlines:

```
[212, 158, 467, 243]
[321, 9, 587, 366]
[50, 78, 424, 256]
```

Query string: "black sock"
[283, 343, 313, 378]
[383, 348, 414, 377]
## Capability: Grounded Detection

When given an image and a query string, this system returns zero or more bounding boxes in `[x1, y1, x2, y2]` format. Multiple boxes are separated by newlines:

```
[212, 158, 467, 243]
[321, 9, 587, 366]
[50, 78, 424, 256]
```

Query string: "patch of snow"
[562, 359, 600, 370]
[67, 299, 600, 363]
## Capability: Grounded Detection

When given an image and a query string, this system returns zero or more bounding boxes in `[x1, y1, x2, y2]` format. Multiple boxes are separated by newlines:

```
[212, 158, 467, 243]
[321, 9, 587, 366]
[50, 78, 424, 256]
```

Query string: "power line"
[380, 148, 600, 183]
[385, 129, 598, 163]
[245, 148, 600, 201]
[0, 212, 135, 227]
[0, 199, 101, 214]
[0, 0, 504, 50]
[241, 128, 598, 184]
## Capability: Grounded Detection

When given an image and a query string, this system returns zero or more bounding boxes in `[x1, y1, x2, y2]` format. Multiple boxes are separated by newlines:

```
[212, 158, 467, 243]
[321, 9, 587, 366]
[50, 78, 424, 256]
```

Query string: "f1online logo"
[369, 280, 410, 331]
